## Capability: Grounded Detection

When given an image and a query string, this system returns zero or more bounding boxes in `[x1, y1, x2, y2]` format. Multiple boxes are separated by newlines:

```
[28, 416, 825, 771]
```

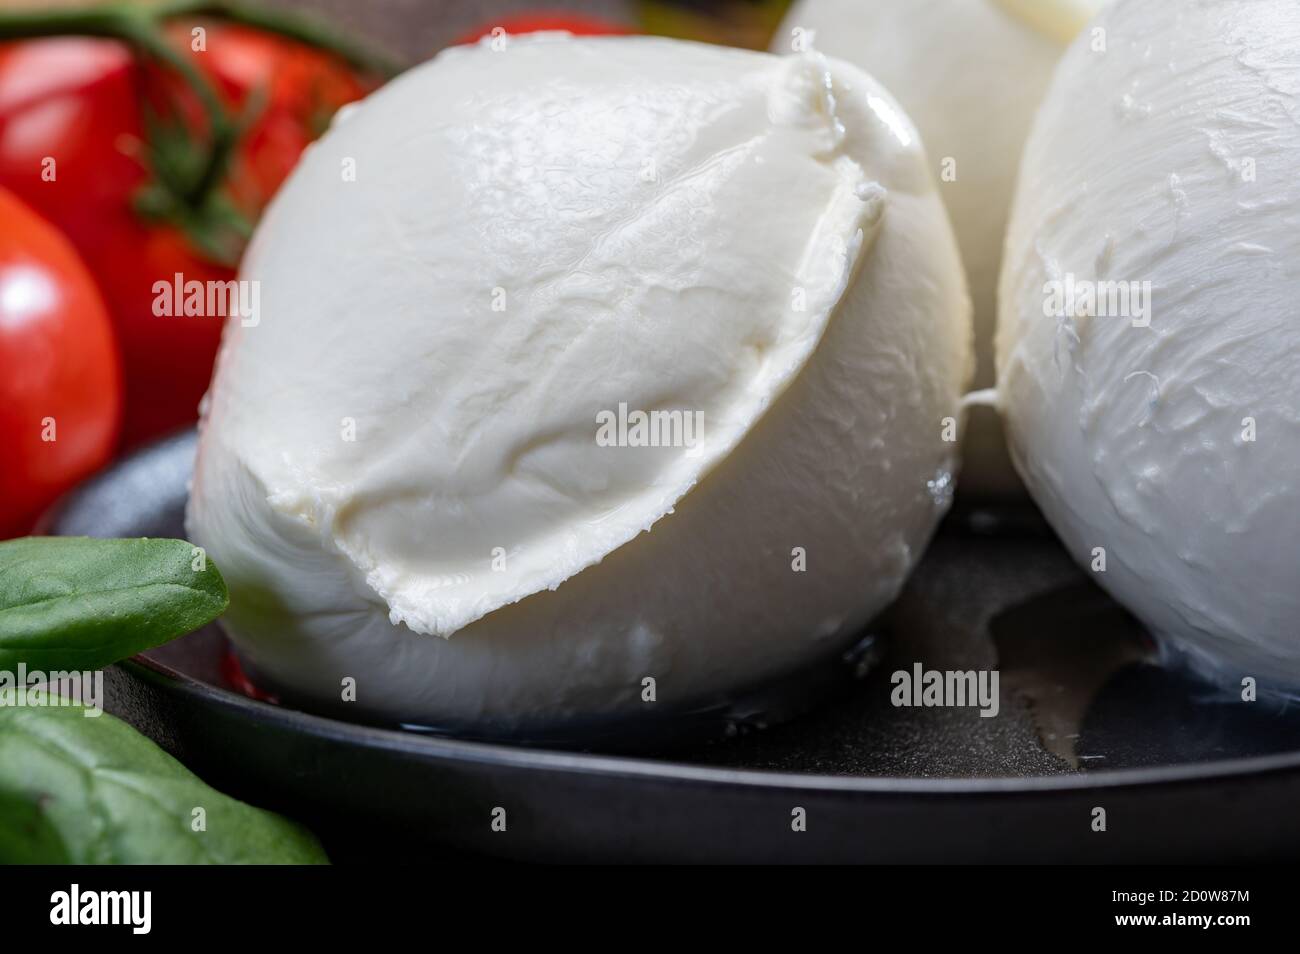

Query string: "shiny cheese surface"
[188, 35, 972, 730]
[775, 0, 1110, 493]
[998, 0, 1300, 686]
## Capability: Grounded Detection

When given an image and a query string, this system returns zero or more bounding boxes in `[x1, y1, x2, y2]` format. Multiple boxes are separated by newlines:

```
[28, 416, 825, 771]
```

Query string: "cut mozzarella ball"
[188, 35, 972, 732]
[999, 0, 1300, 687]
[775, 0, 1110, 493]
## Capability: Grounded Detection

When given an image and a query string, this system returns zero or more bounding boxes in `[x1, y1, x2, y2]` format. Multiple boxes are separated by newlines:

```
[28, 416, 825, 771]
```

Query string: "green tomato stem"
[0, 1, 398, 240]
[156, 0, 404, 78]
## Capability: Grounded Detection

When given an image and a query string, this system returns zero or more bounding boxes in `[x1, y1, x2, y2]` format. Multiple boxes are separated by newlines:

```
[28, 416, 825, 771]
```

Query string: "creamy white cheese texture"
[775, 0, 1110, 494]
[990, 0, 1107, 44]
[188, 35, 972, 730]
[999, 0, 1300, 686]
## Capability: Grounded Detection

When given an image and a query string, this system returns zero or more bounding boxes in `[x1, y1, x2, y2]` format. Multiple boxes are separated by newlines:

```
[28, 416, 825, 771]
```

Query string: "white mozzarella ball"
[775, 0, 1110, 493]
[187, 36, 973, 732]
[999, 0, 1300, 686]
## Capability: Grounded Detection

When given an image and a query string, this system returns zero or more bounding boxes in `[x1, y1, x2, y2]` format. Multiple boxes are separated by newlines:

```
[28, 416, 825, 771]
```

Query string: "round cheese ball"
[775, 0, 1110, 494]
[188, 35, 972, 733]
[998, 0, 1300, 687]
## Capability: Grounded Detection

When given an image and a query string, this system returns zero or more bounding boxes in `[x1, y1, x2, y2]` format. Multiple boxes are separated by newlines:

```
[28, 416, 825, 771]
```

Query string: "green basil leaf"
[0, 785, 71, 864]
[0, 704, 328, 864]
[0, 537, 229, 674]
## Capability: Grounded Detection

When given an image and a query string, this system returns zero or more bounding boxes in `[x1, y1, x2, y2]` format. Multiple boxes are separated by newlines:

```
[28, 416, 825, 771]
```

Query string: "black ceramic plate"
[45, 431, 1300, 862]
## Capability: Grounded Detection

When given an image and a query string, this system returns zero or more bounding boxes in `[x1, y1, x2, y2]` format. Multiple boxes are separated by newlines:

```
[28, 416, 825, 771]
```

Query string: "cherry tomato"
[0, 27, 369, 449]
[454, 11, 635, 45]
[0, 187, 121, 539]
[159, 21, 370, 215]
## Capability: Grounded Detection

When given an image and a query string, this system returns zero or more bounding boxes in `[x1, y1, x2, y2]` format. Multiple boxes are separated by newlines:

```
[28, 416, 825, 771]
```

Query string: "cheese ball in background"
[775, 0, 1110, 495]
[998, 0, 1300, 688]
[188, 35, 972, 733]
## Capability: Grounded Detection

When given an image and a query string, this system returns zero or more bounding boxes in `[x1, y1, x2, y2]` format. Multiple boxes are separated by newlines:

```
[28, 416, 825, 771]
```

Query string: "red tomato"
[159, 22, 370, 215]
[0, 27, 369, 449]
[0, 187, 121, 539]
[454, 11, 635, 44]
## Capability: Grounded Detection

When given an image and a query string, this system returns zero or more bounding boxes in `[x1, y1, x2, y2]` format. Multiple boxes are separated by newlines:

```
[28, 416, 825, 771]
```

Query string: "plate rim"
[121, 648, 1300, 796]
